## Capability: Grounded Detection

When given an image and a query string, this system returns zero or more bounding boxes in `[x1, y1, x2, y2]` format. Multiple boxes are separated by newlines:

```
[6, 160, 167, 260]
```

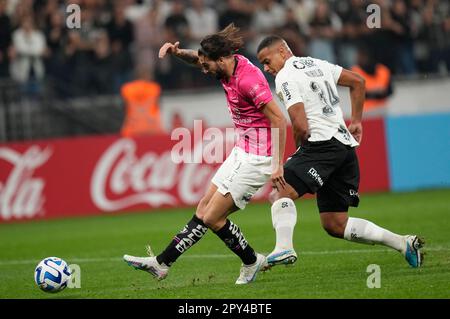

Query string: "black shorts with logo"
[283, 137, 360, 213]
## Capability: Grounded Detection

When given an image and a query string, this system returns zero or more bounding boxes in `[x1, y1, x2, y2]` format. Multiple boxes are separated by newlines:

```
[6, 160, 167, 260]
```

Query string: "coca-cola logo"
[90, 138, 219, 212]
[0, 146, 52, 220]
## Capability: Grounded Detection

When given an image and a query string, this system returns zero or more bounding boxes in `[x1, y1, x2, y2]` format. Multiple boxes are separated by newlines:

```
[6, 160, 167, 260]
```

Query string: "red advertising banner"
[0, 119, 389, 223]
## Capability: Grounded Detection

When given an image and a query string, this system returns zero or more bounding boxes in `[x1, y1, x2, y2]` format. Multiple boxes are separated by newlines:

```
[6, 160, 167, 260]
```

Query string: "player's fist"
[271, 165, 286, 191]
[348, 121, 363, 144]
[159, 41, 180, 59]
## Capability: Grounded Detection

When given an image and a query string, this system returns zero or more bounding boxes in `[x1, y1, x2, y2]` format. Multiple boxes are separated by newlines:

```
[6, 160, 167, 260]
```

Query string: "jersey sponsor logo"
[308, 167, 324, 186]
[281, 82, 292, 101]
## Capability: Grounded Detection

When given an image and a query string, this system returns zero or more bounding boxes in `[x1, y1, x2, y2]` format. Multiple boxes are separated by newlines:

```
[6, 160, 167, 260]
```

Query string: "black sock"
[156, 215, 208, 266]
[214, 219, 257, 265]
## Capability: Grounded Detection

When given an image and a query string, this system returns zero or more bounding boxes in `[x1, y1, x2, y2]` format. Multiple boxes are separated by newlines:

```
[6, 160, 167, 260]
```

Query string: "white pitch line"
[0, 247, 448, 266]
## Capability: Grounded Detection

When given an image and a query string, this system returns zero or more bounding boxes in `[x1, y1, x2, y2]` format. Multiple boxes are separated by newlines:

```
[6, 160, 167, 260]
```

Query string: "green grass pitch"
[0, 189, 449, 299]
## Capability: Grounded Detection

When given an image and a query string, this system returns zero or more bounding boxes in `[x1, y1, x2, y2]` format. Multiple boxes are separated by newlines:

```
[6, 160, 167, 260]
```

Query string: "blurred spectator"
[252, 0, 286, 34]
[389, 0, 417, 75]
[218, 0, 254, 57]
[0, 0, 12, 78]
[219, 0, 253, 31]
[276, 8, 308, 57]
[186, 0, 218, 45]
[283, 0, 315, 32]
[44, 11, 66, 80]
[335, 0, 367, 68]
[106, 3, 134, 90]
[89, 31, 115, 95]
[164, 0, 191, 45]
[134, 4, 164, 81]
[308, 0, 341, 63]
[10, 15, 47, 95]
[61, 30, 91, 97]
[39, 0, 61, 30]
[415, 2, 450, 74]
[249, 0, 287, 59]
[120, 67, 164, 137]
[123, 0, 151, 23]
[351, 45, 393, 111]
[10, 0, 33, 28]
[363, 0, 397, 74]
[158, 0, 197, 89]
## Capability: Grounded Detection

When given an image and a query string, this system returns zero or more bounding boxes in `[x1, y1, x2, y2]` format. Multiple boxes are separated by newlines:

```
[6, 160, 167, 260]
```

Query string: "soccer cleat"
[235, 253, 267, 285]
[266, 249, 298, 268]
[404, 235, 425, 268]
[123, 246, 169, 280]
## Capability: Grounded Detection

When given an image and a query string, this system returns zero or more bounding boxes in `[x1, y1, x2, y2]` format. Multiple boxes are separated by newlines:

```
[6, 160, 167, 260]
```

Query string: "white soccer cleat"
[403, 235, 425, 268]
[235, 253, 267, 285]
[123, 254, 169, 281]
[265, 249, 298, 269]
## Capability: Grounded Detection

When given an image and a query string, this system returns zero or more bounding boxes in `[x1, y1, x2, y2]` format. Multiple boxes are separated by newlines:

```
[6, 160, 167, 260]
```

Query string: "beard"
[214, 67, 227, 80]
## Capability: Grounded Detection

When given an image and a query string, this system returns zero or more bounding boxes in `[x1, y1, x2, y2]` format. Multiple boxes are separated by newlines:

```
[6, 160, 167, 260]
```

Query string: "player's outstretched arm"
[337, 69, 365, 143]
[158, 41, 201, 68]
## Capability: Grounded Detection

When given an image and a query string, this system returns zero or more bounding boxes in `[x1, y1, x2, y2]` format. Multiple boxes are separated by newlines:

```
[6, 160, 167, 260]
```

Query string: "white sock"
[271, 198, 297, 251]
[344, 217, 405, 252]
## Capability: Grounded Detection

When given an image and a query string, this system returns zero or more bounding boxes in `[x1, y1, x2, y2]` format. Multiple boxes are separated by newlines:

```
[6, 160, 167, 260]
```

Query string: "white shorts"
[211, 147, 273, 210]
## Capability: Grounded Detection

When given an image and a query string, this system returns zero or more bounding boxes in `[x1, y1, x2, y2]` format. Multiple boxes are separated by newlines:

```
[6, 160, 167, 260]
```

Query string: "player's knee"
[195, 197, 209, 219]
[202, 215, 221, 232]
[322, 222, 345, 238]
[269, 188, 298, 204]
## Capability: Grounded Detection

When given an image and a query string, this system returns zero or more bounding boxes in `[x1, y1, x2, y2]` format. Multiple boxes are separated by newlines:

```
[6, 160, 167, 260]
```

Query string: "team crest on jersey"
[293, 58, 316, 70]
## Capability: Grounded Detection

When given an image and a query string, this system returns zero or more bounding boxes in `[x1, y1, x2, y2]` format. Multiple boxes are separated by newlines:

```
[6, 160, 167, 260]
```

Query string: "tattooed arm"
[158, 41, 201, 68]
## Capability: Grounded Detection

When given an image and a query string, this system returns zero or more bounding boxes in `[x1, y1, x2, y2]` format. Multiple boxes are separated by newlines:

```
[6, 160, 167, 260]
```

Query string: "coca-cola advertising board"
[0, 119, 389, 223]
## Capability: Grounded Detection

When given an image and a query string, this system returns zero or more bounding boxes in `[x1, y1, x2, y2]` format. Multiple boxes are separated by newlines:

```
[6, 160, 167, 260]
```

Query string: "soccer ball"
[34, 257, 72, 293]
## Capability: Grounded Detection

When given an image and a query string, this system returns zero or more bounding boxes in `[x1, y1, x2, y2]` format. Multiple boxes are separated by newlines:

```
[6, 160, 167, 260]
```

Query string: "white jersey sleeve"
[275, 70, 304, 110]
[322, 60, 343, 84]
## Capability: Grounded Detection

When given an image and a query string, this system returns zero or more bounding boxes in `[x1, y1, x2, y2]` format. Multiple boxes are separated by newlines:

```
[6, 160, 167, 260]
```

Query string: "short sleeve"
[326, 61, 343, 83]
[239, 69, 273, 109]
[275, 73, 304, 110]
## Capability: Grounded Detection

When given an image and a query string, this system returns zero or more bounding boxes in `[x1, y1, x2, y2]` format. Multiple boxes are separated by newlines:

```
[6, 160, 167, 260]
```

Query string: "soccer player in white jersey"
[123, 25, 288, 284]
[256, 35, 424, 268]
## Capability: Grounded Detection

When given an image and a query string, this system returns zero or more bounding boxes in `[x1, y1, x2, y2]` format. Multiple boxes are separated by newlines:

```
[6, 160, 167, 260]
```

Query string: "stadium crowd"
[0, 0, 449, 96]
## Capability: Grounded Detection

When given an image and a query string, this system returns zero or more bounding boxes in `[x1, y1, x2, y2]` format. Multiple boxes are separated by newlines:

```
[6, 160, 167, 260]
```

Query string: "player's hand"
[158, 41, 180, 59]
[348, 121, 363, 144]
[271, 165, 286, 191]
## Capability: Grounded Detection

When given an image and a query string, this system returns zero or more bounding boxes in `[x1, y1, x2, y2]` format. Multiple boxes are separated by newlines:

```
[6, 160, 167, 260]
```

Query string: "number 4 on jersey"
[310, 80, 339, 117]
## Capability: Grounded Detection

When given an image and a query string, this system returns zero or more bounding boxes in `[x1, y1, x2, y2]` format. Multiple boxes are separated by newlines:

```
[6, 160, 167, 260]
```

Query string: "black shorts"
[283, 137, 360, 213]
